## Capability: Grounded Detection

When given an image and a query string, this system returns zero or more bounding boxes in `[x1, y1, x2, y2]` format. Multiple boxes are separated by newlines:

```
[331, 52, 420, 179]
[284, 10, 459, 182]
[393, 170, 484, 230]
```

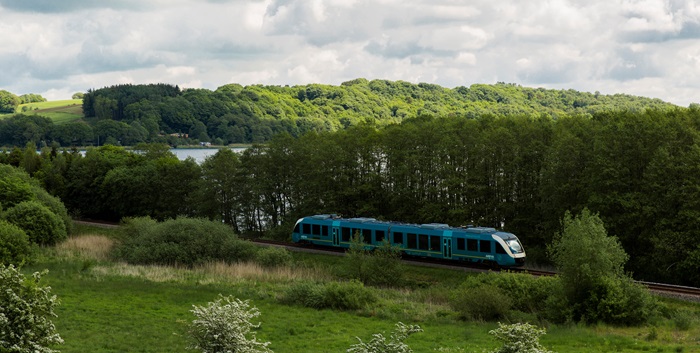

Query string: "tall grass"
[56, 234, 114, 261]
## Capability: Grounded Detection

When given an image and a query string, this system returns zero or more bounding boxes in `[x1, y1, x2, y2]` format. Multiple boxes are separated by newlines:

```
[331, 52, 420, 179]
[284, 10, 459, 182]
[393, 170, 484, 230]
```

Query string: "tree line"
[1, 80, 681, 148]
[2, 107, 700, 286]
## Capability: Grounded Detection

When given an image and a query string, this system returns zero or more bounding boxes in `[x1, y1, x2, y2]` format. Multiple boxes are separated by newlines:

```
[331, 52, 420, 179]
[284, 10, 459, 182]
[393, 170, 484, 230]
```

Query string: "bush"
[345, 235, 404, 287]
[2, 200, 67, 246]
[256, 246, 293, 268]
[281, 280, 376, 311]
[0, 165, 34, 209]
[32, 187, 73, 235]
[188, 295, 272, 353]
[0, 220, 32, 265]
[488, 322, 555, 353]
[348, 322, 423, 353]
[463, 272, 556, 314]
[115, 217, 256, 267]
[450, 283, 512, 321]
[0, 264, 63, 353]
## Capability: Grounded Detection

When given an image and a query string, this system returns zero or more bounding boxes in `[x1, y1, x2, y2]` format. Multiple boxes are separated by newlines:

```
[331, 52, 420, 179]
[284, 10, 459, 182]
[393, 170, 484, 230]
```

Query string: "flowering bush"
[188, 295, 272, 353]
[0, 264, 63, 353]
[489, 323, 554, 353]
[347, 322, 423, 353]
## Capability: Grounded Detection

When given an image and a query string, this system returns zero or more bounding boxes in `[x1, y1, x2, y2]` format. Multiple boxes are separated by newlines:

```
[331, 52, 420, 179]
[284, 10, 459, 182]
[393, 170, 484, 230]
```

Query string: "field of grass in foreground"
[0, 99, 84, 123]
[22, 227, 700, 353]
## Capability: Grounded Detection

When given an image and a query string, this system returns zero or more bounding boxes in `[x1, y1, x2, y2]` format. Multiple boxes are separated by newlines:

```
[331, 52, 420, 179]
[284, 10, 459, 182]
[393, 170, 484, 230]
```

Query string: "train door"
[332, 221, 340, 246]
[443, 231, 452, 259]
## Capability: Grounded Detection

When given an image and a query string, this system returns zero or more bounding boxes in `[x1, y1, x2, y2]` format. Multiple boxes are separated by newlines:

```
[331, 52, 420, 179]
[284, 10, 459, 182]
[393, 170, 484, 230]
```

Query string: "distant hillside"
[81, 80, 679, 145]
[16, 99, 83, 123]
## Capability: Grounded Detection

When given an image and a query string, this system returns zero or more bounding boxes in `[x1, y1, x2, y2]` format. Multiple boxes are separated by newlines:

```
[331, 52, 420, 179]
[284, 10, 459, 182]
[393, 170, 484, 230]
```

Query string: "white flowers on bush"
[347, 322, 423, 353]
[188, 295, 272, 353]
[0, 264, 63, 353]
[489, 323, 555, 353]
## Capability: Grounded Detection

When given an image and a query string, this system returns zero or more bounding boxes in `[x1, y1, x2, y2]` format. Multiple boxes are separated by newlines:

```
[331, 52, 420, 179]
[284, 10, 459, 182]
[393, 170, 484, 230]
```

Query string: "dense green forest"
[2, 104, 700, 287]
[0, 80, 680, 147]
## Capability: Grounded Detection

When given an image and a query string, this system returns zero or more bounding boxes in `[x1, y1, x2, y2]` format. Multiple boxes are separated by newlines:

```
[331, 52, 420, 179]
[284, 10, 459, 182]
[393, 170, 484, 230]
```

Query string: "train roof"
[303, 214, 500, 234]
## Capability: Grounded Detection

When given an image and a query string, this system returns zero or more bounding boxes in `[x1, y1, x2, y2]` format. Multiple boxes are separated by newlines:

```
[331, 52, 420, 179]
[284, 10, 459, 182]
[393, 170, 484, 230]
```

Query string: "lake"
[170, 147, 247, 163]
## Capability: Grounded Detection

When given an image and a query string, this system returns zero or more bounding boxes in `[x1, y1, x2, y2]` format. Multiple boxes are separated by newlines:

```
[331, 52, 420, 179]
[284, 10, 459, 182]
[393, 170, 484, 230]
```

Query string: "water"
[170, 147, 246, 163]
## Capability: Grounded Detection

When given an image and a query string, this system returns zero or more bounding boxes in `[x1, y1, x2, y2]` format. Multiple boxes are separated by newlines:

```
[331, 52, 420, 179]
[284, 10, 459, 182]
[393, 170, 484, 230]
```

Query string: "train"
[292, 214, 526, 267]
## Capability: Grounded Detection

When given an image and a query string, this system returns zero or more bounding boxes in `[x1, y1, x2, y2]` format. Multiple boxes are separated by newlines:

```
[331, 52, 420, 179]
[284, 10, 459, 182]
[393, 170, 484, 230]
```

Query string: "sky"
[1, 0, 699, 106]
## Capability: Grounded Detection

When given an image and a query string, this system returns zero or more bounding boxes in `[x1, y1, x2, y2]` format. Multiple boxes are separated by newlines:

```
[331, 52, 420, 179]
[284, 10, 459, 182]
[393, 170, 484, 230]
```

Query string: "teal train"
[292, 214, 526, 267]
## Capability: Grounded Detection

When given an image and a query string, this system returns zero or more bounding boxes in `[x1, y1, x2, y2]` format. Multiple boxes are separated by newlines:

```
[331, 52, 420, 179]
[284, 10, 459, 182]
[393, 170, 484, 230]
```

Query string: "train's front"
[493, 232, 526, 266]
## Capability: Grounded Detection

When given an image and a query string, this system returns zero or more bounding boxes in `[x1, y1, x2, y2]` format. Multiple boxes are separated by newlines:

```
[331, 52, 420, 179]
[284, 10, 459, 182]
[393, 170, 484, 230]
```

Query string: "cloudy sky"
[1, 0, 699, 106]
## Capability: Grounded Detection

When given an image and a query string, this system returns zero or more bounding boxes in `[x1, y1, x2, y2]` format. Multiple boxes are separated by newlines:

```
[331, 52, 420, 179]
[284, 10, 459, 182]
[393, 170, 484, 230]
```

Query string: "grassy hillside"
[13, 99, 83, 123]
[23, 224, 700, 353]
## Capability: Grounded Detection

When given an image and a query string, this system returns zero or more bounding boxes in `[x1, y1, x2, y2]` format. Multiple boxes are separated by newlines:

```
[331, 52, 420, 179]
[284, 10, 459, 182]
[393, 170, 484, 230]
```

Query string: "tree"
[71, 92, 84, 100]
[347, 322, 423, 353]
[0, 90, 20, 113]
[0, 264, 63, 353]
[188, 295, 272, 353]
[547, 209, 654, 324]
[488, 323, 554, 353]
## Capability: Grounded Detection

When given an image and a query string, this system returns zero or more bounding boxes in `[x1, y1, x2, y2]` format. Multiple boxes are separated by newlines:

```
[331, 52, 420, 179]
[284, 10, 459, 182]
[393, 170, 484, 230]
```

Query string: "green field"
[22, 225, 700, 353]
[1, 99, 84, 123]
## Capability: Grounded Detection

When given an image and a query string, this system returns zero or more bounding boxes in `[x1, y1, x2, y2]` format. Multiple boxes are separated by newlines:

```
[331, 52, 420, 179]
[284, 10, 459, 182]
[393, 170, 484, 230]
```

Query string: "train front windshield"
[495, 233, 524, 254]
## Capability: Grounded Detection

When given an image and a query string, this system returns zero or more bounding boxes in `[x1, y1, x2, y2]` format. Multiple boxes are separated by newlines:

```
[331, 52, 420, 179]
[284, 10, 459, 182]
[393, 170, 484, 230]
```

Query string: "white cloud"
[0, 0, 699, 106]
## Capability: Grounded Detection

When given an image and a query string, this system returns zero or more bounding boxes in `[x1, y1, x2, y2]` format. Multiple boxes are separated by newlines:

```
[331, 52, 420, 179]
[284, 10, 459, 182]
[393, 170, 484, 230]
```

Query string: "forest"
[0, 80, 681, 147]
[2, 102, 700, 287]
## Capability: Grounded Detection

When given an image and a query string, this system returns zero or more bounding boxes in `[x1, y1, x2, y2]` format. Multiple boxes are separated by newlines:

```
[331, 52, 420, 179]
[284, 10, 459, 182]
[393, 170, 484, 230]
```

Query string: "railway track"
[74, 220, 700, 299]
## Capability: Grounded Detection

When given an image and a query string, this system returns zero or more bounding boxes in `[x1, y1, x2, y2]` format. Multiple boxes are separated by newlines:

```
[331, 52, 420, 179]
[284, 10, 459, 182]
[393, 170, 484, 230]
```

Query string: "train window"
[480, 240, 492, 253]
[312, 224, 320, 236]
[418, 234, 429, 250]
[407, 233, 417, 249]
[467, 239, 478, 252]
[376, 230, 385, 242]
[430, 236, 440, 251]
[393, 232, 403, 245]
[303, 223, 311, 234]
[496, 242, 507, 254]
[362, 229, 372, 243]
[322, 225, 328, 236]
[456, 238, 465, 250]
[342, 227, 351, 242]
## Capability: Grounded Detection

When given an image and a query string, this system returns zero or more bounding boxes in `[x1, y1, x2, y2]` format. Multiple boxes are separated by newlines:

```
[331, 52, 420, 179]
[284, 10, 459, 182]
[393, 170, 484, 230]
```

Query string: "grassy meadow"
[21, 223, 700, 353]
[1, 99, 84, 123]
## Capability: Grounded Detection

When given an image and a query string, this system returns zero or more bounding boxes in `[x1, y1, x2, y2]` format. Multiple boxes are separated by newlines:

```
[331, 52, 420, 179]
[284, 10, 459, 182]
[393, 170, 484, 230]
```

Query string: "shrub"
[2, 200, 67, 246]
[348, 322, 423, 353]
[256, 246, 293, 268]
[31, 186, 73, 235]
[488, 322, 555, 353]
[0, 165, 34, 209]
[0, 220, 32, 265]
[462, 272, 556, 314]
[188, 295, 272, 353]
[281, 280, 376, 311]
[0, 264, 63, 353]
[115, 217, 256, 267]
[345, 235, 404, 287]
[450, 283, 511, 321]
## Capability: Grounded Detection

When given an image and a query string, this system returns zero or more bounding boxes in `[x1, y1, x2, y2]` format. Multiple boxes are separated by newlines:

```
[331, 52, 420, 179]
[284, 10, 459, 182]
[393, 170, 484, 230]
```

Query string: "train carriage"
[292, 214, 525, 267]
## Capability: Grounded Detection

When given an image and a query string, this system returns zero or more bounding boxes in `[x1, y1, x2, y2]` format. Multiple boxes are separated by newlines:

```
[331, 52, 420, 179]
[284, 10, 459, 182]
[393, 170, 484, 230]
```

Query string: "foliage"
[0, 264, 63, 353]
[255, 247, 292, 268]
[281, 280, 376, 311]
[0, 220, 32, 265]
[347, 322, 423, 353]
[547, 209, 655, 325]
[488, 322, 554, 353]
[115, 217, 256, 267]
[188, 295, 273, 353]
[459, 272, 556, 314]
[2, 200, 67, 246]
[345, 234, 404, 287]
[450, 283, 512, 321]
[0, 90, 20, 113]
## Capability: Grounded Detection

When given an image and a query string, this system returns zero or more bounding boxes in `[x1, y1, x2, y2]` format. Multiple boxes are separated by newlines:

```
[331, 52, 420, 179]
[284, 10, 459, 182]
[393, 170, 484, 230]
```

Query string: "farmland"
[0, 99, 83, 123]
